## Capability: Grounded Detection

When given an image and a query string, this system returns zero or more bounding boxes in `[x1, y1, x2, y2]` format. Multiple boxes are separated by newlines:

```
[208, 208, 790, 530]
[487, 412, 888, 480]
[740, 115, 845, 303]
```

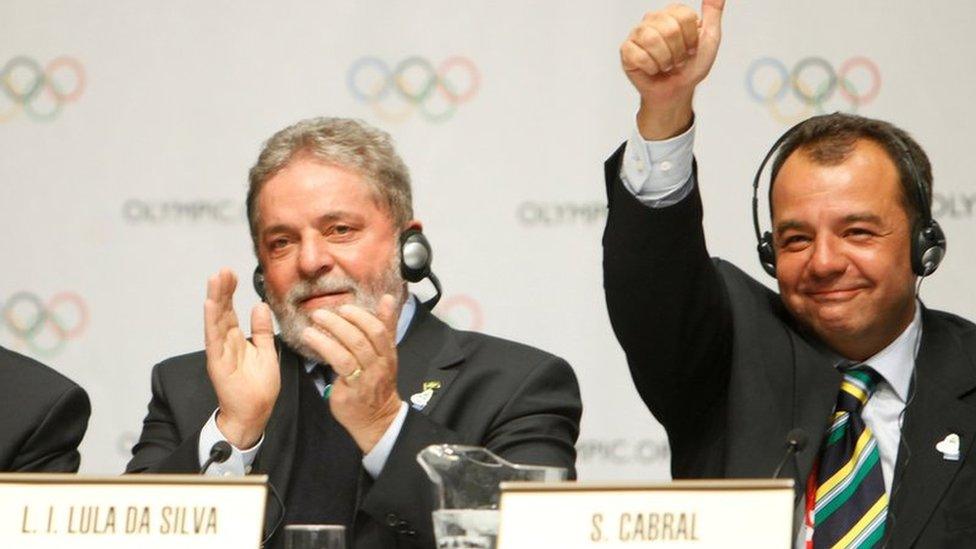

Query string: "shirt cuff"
[362, 401, 409, 478]
[620, 121, 696, 207]
[198, 408, 263, 476]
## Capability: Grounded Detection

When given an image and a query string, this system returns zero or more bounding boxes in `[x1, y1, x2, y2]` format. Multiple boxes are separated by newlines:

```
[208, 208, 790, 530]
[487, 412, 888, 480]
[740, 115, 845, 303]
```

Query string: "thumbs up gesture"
[620, 0, 725, 140]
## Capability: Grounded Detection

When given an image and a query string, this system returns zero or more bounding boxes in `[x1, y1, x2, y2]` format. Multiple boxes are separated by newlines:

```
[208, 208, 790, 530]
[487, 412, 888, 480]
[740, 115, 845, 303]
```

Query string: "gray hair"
[246, 117, 413, 252]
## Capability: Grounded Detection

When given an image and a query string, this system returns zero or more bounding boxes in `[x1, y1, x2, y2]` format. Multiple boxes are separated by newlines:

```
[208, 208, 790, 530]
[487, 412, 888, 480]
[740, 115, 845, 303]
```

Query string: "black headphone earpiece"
[253, 266, 267, 301]
[895, 135, 946, 277]
[400, 228, 443, 308]
[751, 118, 804, 279]
[758, 231, 777, 277]
[911, 215, 946, 277]
[752, 114, 946, 279]
[400, 228, 432, 283]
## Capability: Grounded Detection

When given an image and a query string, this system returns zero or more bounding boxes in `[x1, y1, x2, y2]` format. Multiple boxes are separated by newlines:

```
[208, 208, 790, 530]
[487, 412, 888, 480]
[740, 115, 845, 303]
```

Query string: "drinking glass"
[283, 524, 346, 549]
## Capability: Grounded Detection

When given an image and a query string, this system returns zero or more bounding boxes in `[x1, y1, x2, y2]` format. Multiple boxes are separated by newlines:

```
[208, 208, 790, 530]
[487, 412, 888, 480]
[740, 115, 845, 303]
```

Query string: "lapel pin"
[936, 433, 960, 461]
[410, 381, 441, 411]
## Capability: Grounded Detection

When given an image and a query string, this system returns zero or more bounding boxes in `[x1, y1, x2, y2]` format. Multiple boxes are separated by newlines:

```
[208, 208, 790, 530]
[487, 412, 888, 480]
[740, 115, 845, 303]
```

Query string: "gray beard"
[266, 254, 405, 362]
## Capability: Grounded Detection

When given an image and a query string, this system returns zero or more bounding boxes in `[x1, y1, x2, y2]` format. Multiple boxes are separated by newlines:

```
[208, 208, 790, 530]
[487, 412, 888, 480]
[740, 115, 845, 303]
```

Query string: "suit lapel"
[789, 329, 844, 487]
[725, 293, 840, 487]
[887, 309, 976, 547]
[395, 304, 464, 416]
[254, 342, 301, 506]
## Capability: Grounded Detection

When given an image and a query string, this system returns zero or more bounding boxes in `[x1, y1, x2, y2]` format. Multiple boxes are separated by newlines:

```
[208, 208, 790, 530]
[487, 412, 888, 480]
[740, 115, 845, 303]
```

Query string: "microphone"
[198, 440, 287, 545]
[262, 479, 286, 547]
[199, 440, 233, 474]
[772, 428, 808, 479]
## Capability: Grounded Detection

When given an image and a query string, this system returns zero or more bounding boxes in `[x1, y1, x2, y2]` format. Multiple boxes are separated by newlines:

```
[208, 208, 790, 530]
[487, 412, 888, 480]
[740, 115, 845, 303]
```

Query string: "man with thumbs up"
[603, 2, 976, 547]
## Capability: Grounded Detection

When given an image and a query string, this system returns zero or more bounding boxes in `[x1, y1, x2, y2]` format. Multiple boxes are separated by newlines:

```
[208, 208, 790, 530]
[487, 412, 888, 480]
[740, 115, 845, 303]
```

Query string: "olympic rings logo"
[346, 56, 480, 123]
[0, 56, 86, 123]
[435, 294, 484, 331]
[0, 292, 89, 357]
[745, 56, 881, 125]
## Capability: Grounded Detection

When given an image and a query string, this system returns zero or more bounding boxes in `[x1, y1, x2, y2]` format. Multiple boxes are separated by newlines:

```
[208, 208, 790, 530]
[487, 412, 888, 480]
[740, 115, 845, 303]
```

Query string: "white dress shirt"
[199, 295, 417, 478]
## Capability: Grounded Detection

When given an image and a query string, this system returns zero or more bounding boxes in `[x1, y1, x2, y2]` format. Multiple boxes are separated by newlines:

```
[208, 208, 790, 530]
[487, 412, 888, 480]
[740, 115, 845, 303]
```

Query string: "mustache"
[286, 276, 358, 304]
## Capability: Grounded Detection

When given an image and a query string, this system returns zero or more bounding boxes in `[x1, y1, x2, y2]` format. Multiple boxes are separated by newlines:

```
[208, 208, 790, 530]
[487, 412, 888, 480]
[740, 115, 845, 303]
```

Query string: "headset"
[399, 228, 433, 283]
[252, 228, 442, 307]
[751, 114, 946, 278]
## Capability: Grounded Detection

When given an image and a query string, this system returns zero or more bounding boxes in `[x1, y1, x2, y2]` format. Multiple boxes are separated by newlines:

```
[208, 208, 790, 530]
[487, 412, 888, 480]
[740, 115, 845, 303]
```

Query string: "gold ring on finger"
[344, 368, 364, 382]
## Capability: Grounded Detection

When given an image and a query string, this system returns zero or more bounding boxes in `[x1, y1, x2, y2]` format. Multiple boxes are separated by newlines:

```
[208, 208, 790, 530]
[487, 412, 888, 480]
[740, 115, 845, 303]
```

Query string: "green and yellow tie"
[311, 364, 335, 399]
[813, 366, 888, 549]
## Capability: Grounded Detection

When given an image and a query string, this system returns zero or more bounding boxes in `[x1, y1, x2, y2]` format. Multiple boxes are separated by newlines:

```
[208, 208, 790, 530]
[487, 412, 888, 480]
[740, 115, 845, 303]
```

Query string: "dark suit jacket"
[0, 346, 91, 472]
[126, 303, 581, 548]
[602, 146, 976, 547]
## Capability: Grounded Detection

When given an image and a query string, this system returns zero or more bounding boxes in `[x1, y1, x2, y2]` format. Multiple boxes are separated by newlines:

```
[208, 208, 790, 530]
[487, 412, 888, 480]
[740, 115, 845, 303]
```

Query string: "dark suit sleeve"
[602, 144, 733, 440]
[481, 355, 580, 471]
[125, 362, 203, 473]
[357, 411, 465, 546]
[11, 384, 91, 472]
[358, 355, 581, 547]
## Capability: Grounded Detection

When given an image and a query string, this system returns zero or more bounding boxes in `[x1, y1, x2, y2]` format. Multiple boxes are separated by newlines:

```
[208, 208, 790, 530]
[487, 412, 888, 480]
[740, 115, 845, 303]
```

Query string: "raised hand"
[204, 268, 280, 449]
[620, 0, 725, 139]
[301, 294, 403, 454]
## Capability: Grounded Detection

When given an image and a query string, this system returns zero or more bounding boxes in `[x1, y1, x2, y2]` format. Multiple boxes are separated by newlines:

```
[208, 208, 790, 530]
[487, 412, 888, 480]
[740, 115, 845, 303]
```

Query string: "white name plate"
[0, 474, 268, 549]
[498, 479, 794, 548]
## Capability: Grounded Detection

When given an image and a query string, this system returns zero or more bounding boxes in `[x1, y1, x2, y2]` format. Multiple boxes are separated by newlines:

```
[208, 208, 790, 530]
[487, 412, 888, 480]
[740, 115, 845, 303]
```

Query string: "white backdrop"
[2, 1, 975, 479]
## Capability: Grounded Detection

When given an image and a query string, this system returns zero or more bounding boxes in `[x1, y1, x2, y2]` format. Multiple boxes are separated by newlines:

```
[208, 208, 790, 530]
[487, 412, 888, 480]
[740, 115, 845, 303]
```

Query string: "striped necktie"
[812, 366, 888, 549]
